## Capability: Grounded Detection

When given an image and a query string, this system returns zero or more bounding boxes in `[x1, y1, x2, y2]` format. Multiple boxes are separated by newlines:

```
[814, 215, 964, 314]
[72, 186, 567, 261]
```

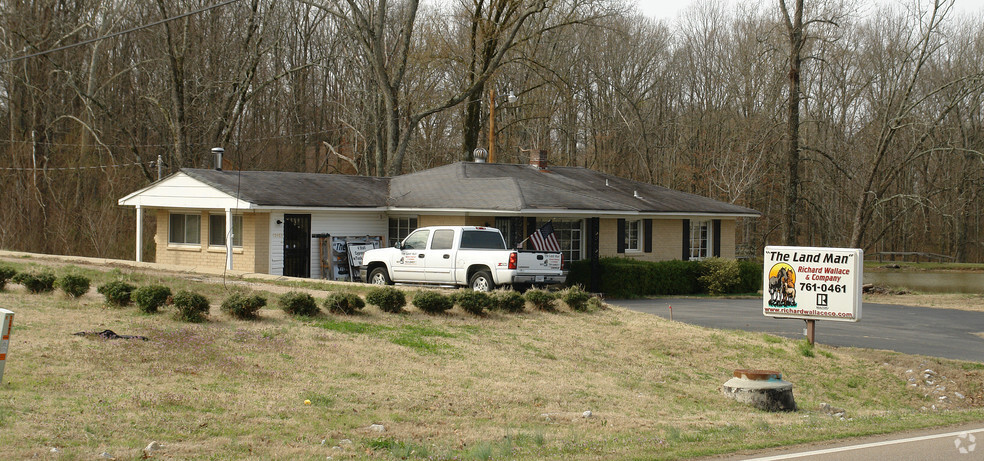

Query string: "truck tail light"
[560, 253, 564, 269]
[508, 252, 517, 270]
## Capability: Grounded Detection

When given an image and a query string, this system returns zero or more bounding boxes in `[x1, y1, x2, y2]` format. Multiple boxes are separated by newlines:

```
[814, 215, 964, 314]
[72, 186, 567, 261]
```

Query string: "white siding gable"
[118, 173, 253, 209]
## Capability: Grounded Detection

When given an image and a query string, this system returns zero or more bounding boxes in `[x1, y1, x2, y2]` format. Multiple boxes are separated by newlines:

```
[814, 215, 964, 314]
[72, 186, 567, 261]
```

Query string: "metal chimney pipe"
[211, 147, 224, 171]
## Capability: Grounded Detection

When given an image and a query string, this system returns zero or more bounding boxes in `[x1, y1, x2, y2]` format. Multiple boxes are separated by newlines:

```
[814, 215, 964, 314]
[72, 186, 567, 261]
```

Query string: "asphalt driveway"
[611, 298, 984, 362]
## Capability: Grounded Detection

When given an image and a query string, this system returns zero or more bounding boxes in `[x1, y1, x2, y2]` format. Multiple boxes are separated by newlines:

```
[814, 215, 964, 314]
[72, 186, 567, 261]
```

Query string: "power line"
[0, 128, 343, 148]
[0, 0, 243, 66]
[0, 161, 153, 171]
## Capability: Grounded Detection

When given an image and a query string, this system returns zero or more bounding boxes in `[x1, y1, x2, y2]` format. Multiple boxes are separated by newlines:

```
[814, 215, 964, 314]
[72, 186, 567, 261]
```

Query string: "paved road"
[612, 298, 984, 362]
[715, 424, 984, 460]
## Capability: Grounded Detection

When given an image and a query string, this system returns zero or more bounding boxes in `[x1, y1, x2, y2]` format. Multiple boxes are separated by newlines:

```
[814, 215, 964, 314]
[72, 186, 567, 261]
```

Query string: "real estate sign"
[763, 246, 863, 322]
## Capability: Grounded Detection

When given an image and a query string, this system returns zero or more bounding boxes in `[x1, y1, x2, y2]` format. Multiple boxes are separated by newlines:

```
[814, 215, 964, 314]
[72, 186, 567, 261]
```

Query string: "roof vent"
[530, 150, 548, 170]
[211, 147, 224, 171]
[605, 179, 610, 187]
[633, 190, 642, 199]
[473, 148, 489, 163]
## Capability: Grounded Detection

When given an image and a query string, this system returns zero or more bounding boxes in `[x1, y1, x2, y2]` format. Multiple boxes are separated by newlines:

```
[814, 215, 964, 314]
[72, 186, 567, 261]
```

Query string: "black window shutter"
[644, 219, 653, 253]
[712, 219, 722, 257]
[682, 219, 690, 261]
[525, 217, 537, 249]
[617, 219, 626, 254]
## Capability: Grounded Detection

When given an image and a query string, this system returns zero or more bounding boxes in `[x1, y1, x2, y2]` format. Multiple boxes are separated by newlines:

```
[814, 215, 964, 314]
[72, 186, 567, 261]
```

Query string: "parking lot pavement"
[611, 298, 984, 362]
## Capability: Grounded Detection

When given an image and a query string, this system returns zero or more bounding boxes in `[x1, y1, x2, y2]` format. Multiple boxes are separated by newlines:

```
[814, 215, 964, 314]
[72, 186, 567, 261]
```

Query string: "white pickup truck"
[360, 226, 566, 291]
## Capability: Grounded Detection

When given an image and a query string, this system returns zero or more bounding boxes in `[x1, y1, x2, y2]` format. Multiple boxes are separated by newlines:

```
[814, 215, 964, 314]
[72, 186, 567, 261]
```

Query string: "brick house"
[118, 153, 759, 279]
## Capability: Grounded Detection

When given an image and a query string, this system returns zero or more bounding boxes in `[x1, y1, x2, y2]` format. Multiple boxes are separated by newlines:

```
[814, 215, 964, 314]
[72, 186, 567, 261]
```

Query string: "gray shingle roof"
[390, 163, 760, 215]
[182, 169, 389, 208]
[179, 163, 759, 216]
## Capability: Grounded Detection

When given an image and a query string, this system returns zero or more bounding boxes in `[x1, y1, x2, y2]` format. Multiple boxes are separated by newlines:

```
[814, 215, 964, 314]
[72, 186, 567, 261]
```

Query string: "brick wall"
[154, 209, 266, 272]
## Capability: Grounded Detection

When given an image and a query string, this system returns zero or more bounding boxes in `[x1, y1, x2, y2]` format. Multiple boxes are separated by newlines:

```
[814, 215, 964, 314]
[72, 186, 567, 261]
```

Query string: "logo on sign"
[767, 263, 797, 307]
[816, 293, 828, 308]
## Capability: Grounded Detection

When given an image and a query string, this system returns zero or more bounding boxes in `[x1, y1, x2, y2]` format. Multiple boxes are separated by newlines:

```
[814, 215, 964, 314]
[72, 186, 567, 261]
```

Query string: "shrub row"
[566, 257, 762, 298]
[1, 266, 91, 297]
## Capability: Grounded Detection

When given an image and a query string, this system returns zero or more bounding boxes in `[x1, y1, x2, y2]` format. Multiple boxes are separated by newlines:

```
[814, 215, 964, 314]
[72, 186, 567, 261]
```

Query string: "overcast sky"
[635, 0, 984, 21]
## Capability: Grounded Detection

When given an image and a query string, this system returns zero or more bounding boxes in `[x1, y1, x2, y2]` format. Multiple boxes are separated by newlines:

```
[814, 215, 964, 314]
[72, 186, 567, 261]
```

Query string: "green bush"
[490, 290, 525, 313]
[736, 260, 763, 294]
[12, 271, 57, 294]
[173, 290, 211, 323]
[221, 291, 267, 320]
[133, 285, 172, 313]
[278, 291, 319, 316]
[323, 292, 365, 315]
[452, 290, 492, 315]
[365, 286, 407, 313]
[698, 257, 741, 295]
[97, 280, 136, 306]
[58, 274, 91, 298]
[561, 285, 592, 312]
[0, 266, 16, 291]
[567, 257, 760, 297]
[524, 289, 557, 311]
[587, 296, 605, 310]
[412, 291, 453, 314]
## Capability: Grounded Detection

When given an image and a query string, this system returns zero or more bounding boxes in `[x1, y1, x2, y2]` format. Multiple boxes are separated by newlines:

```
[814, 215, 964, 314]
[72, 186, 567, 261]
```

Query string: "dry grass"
[864, 292, 984, 313]
[0, 259, 982, 460]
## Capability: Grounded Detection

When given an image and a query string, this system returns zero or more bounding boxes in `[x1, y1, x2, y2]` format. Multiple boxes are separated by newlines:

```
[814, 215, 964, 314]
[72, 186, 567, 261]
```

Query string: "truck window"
[431, 229, 454, 250]
[460, 230, 506, 249]
[402, 230, 430, 250]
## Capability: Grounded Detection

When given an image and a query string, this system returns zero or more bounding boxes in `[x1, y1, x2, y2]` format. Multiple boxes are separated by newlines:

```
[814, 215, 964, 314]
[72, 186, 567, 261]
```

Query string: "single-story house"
[118, 152, 759, 280]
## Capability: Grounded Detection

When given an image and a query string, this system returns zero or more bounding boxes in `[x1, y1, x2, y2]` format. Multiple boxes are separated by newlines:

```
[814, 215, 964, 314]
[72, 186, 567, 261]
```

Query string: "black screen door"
[283, 214, 311, 278]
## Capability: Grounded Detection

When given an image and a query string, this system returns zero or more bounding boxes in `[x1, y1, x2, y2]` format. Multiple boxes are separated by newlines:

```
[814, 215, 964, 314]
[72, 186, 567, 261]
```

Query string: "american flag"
[529, 222, 561, 252]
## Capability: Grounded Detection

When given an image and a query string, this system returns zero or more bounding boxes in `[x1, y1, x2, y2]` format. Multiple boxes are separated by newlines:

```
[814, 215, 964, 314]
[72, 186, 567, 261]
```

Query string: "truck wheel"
[369, 267, 392, 285]
[469, 271, 495, 292]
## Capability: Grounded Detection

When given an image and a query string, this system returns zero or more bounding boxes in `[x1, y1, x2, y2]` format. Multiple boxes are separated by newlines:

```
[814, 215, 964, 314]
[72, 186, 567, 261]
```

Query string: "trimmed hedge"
[221, 291, 267, 320]
[278, 291, 320, 317]
[451, 290, 492, 315]
[490, 290, 526, 313]
[58, 274, 91, 298]
[0, 266, 17, 291]
[12, 271, 57, 294]
[323, 292, 365, 315]
[412, 291, 453, 314]
[98, 280, 135, 306]
[524, 289, 556, 311]
[173, 290, 211, 323]
[133, 285, 172, 313]
[567, 257, 762, 298]
[365, 287, 406, 313]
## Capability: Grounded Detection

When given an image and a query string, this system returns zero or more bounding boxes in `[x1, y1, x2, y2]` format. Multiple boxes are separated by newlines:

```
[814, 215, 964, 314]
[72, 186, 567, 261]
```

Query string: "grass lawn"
[0, 259, 982, 460]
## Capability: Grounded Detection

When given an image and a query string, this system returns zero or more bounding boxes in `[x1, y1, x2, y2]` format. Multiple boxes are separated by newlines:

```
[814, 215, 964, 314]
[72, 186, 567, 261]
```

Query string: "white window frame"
[689, 219, 712, 260]
[536, 218, 583, 267]
[208, 214, 243, 247]
[625, 219, 641, 252]
[168, 213, 201, 245]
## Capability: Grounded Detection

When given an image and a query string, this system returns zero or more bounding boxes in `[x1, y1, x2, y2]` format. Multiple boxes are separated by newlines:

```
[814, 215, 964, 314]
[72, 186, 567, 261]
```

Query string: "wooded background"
[2, 0, 982, 262]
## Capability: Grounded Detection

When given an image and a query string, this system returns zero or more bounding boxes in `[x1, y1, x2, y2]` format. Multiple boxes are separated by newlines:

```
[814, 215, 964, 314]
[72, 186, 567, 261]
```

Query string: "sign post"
[0, 308, 13, 384]
[763, 246, 863, 344]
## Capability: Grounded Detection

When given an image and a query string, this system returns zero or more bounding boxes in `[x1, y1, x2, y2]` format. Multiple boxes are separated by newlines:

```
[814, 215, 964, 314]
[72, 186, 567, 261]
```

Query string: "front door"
[283, 214, 311, 278]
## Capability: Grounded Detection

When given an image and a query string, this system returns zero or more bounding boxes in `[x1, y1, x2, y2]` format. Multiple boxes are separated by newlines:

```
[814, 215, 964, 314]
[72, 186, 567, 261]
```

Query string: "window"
[389, 217, 417, 247]
[625, 220, 641, 251]
[208, 214, 243, 247]
[460, 230, 506, 249]
[689, 220, 711, 260]
[169, 213, 201, 245]
[431, 229, 454, 250]
[537, 219, 582, 268]
[401, 229, 430, 250]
